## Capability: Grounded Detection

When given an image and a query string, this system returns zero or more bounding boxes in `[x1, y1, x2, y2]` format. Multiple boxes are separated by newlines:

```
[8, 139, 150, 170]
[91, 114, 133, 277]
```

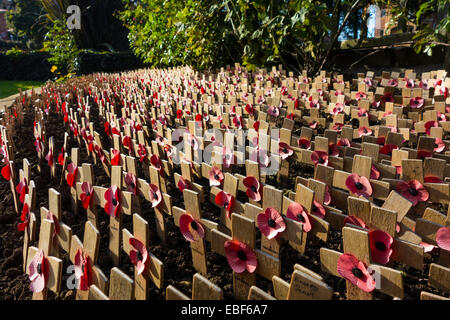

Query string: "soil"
[0, 87, 449, 301]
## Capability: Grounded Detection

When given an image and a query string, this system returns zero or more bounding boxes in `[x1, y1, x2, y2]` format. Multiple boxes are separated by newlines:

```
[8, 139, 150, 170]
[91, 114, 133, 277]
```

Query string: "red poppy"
[28, 249, 48, 293]
[370, 165, 380, 180]
[357, 108, 368, 117]
[363, 78, 372, 87]
[419, 80, 429, 89]
[420, 242, 438, 253]
[337, 138, 350, 147]
[148, 184, 162, 208]
[405, 79, 415, 88]
[245, 104, 254, 117]
[253, 121, 260, 132]
[287, 113, 295, 120]
[222, 146, 234, 168]
[243, 176, 261, 202]
[233, 115, 243, 129]
[387, 79, 398, 87]
[122, 136, 132, 150]
[66, 163, 78, 187]
[424, 120, 438, 136]
[311, 151, 328, 167]
[434, 138, 445, 153]
[129, 237, 148, 275]
[358, 126, 372, 137]
[257, 208, 286, 239]
[74, 249, 92, 291]
[137, 144, 147, 162]
[355, 92, 367, 101]
[417, 149, 432, 160]
[45, 148, 53, 167]
[311, 200, 326, 219]
[424, 176, 443, 183]
[57, 148, 64, 166]
[396, 179, 429, 206]
[208, 166, 224, 187]
[215, 191, 234, 217]
[177, 176, 190, 192]
[46, 211, 60, 239]
[150, 154, 164, 176]
[436, 227, 450, 251]
[344, 215, 367, 229]
[124, 173, 137, 195]
[80, 182, 94, 210]
[298, 138, 311, 150]
[1, 163, 10, 181]
[104, 122, 111, 136]
[332, 123, 344, 132]
[346, 173, 372, 197]
[187, 134, 199, 151]
[104, 185, 121, 217]
[329, 143, 339, 157]
[337, 253, 376, 292]
[195, 114, 202, 122]
[310, 98, 320, 109]
[267, 106, 280, 117]
[224, 239, 257, 273]
[309, 120, 318, 129]
[179, 213, 205, 242]
[279, 142, 293, 160]
[34, 138, 43, 153]
[16, 177, 28, 203]
[110, 149, 120, 166]
[369, 230, 393, 265]
[18, 203, 30, 232]
[380, 144, 398, 156]
[382, 92, 394, 103]
[409, 97, 424, 108]
[332, 104, 344, 115]
[286, 203, 311, 232]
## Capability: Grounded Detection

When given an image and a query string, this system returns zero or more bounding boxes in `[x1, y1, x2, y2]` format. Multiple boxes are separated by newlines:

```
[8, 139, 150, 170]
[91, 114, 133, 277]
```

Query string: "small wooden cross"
[122, 213, 164, 300]
[76, 163, 98, 227]
[26, 219, 63, 300]
[166, 273, 223, 300]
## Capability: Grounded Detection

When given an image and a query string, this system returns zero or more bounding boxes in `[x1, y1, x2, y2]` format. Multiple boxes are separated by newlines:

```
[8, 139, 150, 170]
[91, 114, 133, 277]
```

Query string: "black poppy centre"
[355, 182, 363, 190]
[237, 250, 247, 261]
[112, 198, 118, 206]
[296, 213, 305, 223]
[375, 241, 387, 252]
[268, 218, 276, 228]
[408, 187, 418, 196]
[351, 267, 364, 279]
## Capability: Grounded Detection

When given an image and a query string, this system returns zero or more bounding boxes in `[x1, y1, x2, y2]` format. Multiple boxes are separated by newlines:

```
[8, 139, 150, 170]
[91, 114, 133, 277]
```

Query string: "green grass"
[0, 80, 45, 99]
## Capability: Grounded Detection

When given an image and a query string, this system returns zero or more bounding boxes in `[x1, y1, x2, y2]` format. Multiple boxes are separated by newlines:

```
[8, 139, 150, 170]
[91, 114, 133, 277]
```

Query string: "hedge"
[73, 51, 146, 76]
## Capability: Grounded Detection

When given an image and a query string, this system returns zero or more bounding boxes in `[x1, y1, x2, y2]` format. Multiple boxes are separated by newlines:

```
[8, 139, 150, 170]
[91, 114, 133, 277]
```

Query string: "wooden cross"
[65, 147, 81, 214]
[22, 194, 37, 273]
[211, 213, 281, 299]
[122, 213, 164, 300]
[76, 163, 98, 227]
[166, 273, 223, 300]
[40, 188, 72, 258]
[69, 221, 108, 300]
[26, 219, 63, 300]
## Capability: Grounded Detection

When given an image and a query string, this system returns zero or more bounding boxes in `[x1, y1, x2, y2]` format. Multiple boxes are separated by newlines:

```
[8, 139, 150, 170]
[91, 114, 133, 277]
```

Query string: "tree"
[6, 0, 48, 48]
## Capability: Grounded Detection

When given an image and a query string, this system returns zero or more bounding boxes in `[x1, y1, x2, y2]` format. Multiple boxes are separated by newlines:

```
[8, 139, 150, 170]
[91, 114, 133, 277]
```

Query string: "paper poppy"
[380, 144, 398, 156]
[177, 176, 190, 192]
[209, 166, 224, 187]
[337, 138, 350, 147]
[94, 145, 105, 163]
[311, 151, 328, 167]
[66, 163, 78, 187]
[387, 79, 398, 87]
[215, 191, 234, 216]
[150, 154, 164, 176]
[124, 172, 137, 195]
[434, 138, 445, 153]
[355, 92, 367, 101]
[179, 213, 205, 242]
[74, 249, 92, 291]
[337, 253, 375, 292]
[257, 208, 286, 239]
[45, 148, 53, 167]
[396, 179, 429, 206]
[332, 123, 344, 132]
[331, 104, 344, 115]
[346, 173, 372, 197]
[1, 163, 10, 181]
[309, 120, 318, 129]
[424, 176, 444, 183]
[253, 121, 260, 132]
[358, 126, 372, 137]
[224, 239, 257, 273]
[80, 182, 94, 210]
[357, 108, 368, 117]
[129, 237, 148, 275]
[279, 142, 293, 160]
[405, 79, 415, 88]
[233, 115, 243, 129]
[436, 227, 450, 251]
[328, 143, 339, 157]
[363, 78, 372, 87]
[419, 80, 429, 89]
[104, 185, 121, 217]
[344, 215, 367, 229]
[310, 98, 320, 109]
[286, 202, 312, 232]
[243, 176, 261, 202]
[110, 149, 120, 166]
[420, 241, 438, 253]
[267, 106, 280, 117]
[18, 203, 30, 232]
[147, 184, 162, 208]
[311, 200, 326, 219]
[28, 249, 48, 293]
[187, 134, 199, 151]
[222, 146, 234, 168]
[424, 120, 438, 136]
[409, 97, 424, 108]
[369, 230, 393, 265]
[298, 138, 311, 150]
[16, 177, 28, 203]
[137, 144, 147, 162]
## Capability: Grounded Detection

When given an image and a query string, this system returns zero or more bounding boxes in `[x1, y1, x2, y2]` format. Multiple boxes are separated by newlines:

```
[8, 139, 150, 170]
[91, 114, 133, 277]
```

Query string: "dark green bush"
[73, 51, 145, 75]
[0, 51, 53, 81]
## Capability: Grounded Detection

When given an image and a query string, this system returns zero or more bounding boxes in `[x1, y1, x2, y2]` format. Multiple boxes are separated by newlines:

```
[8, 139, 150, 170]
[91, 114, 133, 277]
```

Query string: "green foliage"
[6, 0, 48, 49]
[42, 19, 79, 75]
